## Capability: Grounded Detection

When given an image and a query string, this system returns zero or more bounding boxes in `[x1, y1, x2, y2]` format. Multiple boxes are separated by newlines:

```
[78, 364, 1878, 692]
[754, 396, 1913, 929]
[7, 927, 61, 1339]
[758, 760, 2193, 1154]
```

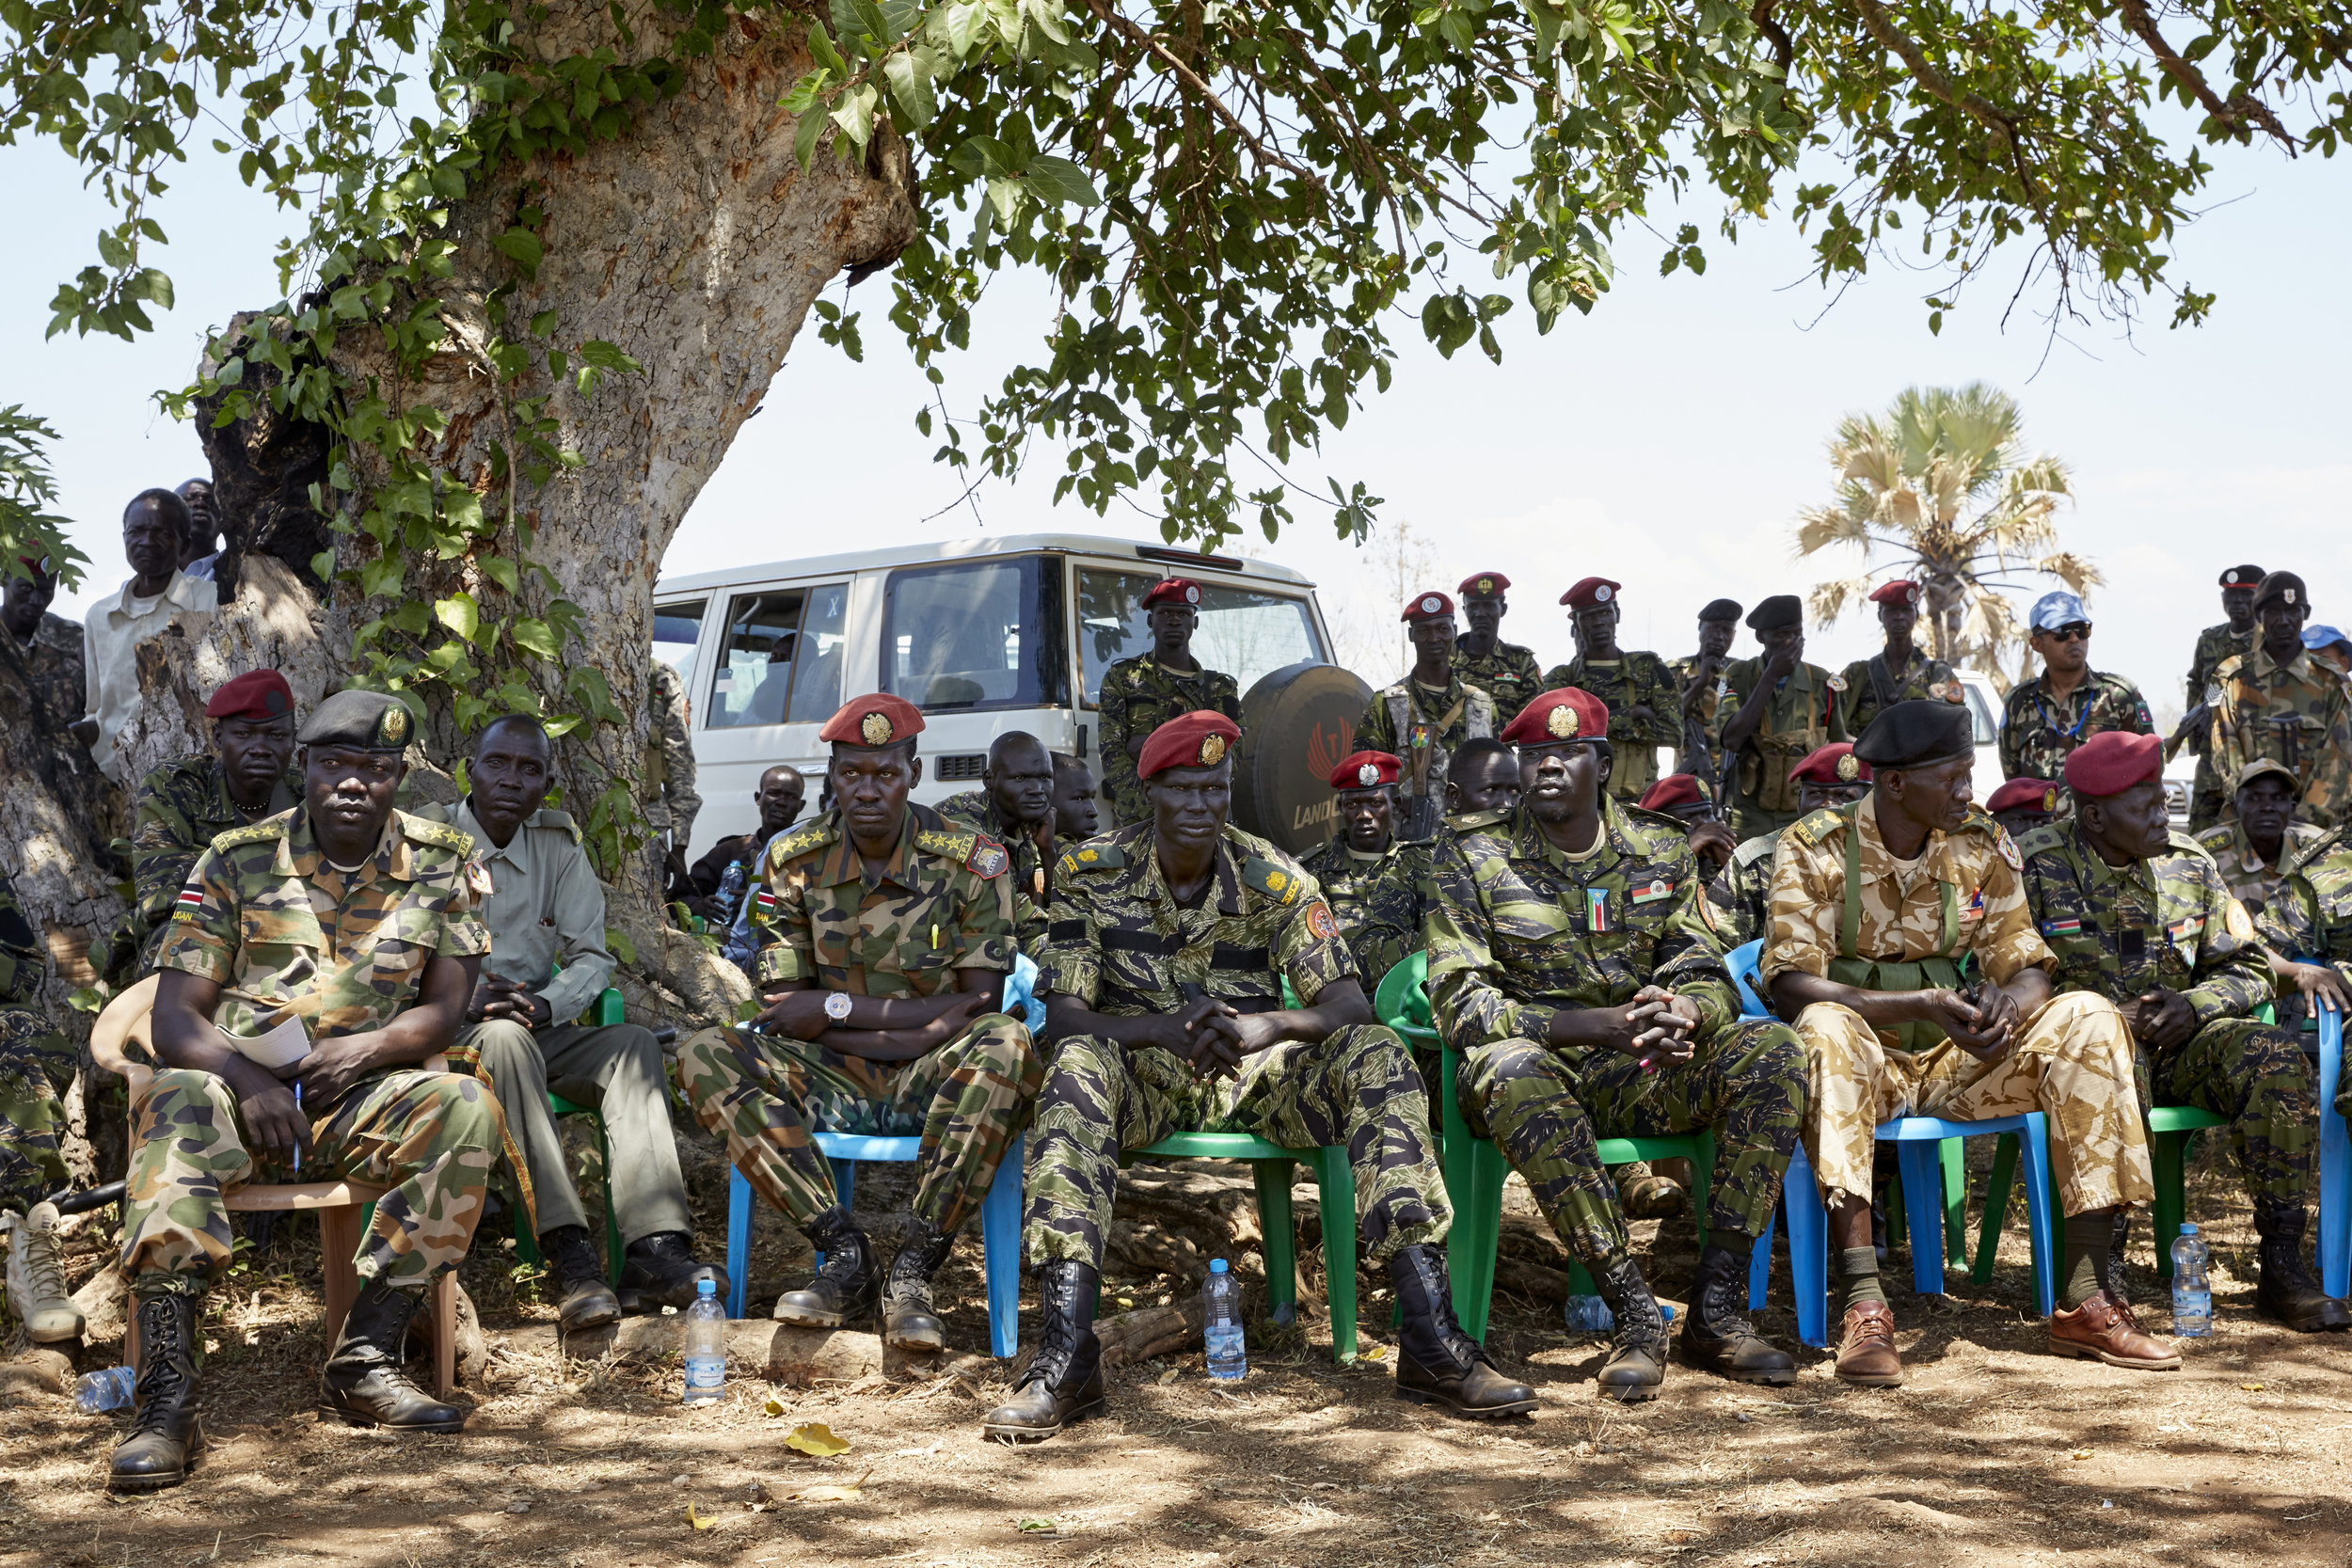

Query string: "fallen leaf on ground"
[785, 1421, 850, 1457]
[1156, 1369, 1180, 1385]
[2241, 1382, 2266, 1393]
[793, 1485, 861, 1503]
[686, 1502, 716, 1530]
[761, 1396, 787, 1417]
[1359, 1345, 1387, 1362]
[1017, 1519, 1057, 1533]
[2069, 1449, 2092, 1461]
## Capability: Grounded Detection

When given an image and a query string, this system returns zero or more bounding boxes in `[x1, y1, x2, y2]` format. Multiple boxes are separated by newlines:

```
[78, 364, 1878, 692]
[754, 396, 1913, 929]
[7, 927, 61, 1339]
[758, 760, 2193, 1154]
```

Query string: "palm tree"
[1796, 384, 2094, 693]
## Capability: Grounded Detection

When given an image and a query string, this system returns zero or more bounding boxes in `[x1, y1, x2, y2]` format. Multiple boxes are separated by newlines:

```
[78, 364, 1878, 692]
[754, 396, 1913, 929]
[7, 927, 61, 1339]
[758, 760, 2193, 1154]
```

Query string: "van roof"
[655, 533, 1316, 598]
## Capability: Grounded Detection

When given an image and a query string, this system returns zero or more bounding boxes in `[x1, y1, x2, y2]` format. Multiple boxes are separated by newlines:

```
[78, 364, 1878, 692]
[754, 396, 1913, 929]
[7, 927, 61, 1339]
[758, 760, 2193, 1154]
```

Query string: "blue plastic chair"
[2320, 1007, 2348, 1299]
[1724, 938, 1829, 1349]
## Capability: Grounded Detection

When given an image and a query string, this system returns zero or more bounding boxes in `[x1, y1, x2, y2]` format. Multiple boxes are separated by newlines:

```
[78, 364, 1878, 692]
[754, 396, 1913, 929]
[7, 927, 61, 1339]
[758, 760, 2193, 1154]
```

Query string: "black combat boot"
[983, 1260, 1104, 1441]
[540, 1225, 621, 1335]
[1592, 1256, 1668, 1402]
[772, 1207, 877, 1327]
[2254, 1207, 2352, 1333]
[2106, 1208, 2135, 1307]
[320, 1279, 467, 1431]
[109, 1291, 203, 1492]
[1391, 1243, 1538, 1418]
[1679, 1242, 1796, 1385]
[881, 1214, 958, 1353]
[618, 1229, 728, 1315]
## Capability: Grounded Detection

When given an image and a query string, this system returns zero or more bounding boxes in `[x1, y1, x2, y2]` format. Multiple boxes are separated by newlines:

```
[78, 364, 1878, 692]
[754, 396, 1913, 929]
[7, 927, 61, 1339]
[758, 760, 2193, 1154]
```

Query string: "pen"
[292, 1083, 302, 1174]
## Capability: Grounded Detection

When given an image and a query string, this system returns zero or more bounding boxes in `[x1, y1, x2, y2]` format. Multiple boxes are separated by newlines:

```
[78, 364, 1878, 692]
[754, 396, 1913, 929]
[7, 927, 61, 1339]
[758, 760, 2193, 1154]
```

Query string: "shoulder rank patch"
[771, 822, 831, 865]
[532, 807, 583, 844]
[915, 827, 979, 865]
[401, 816, 476, 858]
[965, 833, 1010, 879]
[1242, 856, 1302, 904]
[1783, 806, 1850, 849]
[210, 817, 288, 853]
[2012, 823, 2067, 863]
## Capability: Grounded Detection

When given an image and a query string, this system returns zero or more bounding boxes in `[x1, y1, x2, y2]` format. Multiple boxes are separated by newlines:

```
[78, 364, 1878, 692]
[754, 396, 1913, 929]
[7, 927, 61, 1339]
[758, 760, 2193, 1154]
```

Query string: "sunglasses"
[2039, 623, 2091, 642]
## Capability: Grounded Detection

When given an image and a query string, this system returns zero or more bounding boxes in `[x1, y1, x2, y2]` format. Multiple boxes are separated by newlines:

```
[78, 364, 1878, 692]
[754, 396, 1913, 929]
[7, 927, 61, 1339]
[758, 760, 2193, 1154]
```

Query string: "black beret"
[1698, 597, 1743, 624]
[1745, 594, 1803, 632]
[2254, 571, 2308, 610]
[2218, 564, 2265, 588]
[297, 689, 416, 752]
[1851, 700, 1973, 771]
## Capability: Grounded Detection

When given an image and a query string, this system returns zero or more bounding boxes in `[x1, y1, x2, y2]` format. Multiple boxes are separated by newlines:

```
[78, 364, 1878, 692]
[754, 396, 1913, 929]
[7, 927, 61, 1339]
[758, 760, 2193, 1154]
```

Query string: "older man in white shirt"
[76, 489, 215, 782]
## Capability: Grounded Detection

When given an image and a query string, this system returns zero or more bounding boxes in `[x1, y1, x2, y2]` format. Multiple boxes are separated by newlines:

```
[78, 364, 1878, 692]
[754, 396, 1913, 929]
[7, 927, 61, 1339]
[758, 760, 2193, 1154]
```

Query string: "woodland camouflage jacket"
[749, 803, 1016, 992]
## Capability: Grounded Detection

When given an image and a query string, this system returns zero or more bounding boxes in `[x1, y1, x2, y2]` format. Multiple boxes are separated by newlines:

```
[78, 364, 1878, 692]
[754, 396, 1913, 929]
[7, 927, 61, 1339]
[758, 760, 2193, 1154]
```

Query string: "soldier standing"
[1836, 580, 1965, 739]
[643, 657, 703, 904]
[2194, 760, 2317, 917]
[1718, 595, 1846, 840]
[1453, 572, 1543, 719]
[1544, 578, 1678, 805]
[1358, 592, 1498, 842]
[2017, 732, 2345, 1331]
[1097, 578, 1244, 829]
[2, 555, 87, 731]
[1, 877, 80, 1345]
[114, 689, 504, 1491]
[1705, 743, 1871, 950]
[1998, 592, 2153, 787]
[1763, 701, 2173, 1388]
[937, 731, 1057, 948]
[673, 695, 1040, 1352]
[2207, 571, 2352, 830]
[2176, 565, 2265, 828]
[987, 710, 1529, 1439]
[1670, 598, 1742, 779]
[1298, 750, 1423, 986]
[1424, 688, 1805, 1400]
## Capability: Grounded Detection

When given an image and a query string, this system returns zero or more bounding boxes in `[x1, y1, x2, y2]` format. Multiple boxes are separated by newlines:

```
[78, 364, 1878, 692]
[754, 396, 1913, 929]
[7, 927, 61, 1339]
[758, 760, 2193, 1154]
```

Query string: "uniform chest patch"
[1960, 888, 1985, 923]
[1629, 878, 1675, 906]
[1586, 889, 1613, 933]
[177, 888, 206, 911]
[2042, 917, 2082, 937]
[466, 863, 494, 897]
[753, 888, 781, 917]
[2167, 915, 2203, 944]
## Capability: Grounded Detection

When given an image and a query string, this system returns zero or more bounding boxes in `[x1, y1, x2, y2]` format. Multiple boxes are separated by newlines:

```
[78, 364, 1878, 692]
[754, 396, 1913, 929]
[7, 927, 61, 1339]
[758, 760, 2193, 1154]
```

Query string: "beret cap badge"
[1199, 733, 1228, 766]
[1476, 577, 1493, 594]
[381, 704, 408, 744]
[860, 711, 892, 746]
[1546, 705, 1578, 739]
[1357, 761, 1380, 786]
[1835, 752, 1860, 783]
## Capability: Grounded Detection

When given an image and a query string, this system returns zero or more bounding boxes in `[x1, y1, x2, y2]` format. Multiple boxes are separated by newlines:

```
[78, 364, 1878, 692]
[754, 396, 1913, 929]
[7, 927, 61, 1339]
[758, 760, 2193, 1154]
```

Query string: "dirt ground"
[7, 1123, 2350, 1568]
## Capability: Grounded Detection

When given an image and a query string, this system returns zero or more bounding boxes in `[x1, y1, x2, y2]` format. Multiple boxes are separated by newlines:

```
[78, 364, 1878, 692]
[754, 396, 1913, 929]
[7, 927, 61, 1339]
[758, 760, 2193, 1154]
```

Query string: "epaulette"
[1782, 805, 1851, 849]
[1956, 804, 2001, 836]
[400, 815, 476, 858]
[2191, 823, 2233, 853]
[1057, 838, 1127, 879]
[210, 816, 290, 853]
[1444, 807, 1512, 833]
[1241, 854, 1306, 905]
[767, 818, 834, 866]
[531, 807, 582, 844]
[1732, 832, 1781, 869]
[1618, 800, 1694, 844]
[2166, 829, 2217, 862]
[2012, 822, 2068, 863]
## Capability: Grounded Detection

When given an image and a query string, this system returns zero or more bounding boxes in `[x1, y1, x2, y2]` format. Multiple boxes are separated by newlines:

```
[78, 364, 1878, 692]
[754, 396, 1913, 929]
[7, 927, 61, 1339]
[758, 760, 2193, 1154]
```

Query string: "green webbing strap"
[1829, 811, 1963, 1052]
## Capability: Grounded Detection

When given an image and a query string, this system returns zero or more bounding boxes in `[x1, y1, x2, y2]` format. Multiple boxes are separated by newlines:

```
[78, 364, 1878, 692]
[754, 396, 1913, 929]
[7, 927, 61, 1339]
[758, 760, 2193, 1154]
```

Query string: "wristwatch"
[823, 992, 854, 1022]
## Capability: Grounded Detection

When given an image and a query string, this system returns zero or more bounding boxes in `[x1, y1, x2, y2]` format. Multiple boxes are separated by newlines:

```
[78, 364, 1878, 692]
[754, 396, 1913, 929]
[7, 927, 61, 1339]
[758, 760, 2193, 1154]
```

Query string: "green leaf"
[511, 618, 560, 659]
[1023, 155, 1099, 208]
[883, 52, 937, 131]
[435, 592, 482, 642]
[493, 227, 544, 277]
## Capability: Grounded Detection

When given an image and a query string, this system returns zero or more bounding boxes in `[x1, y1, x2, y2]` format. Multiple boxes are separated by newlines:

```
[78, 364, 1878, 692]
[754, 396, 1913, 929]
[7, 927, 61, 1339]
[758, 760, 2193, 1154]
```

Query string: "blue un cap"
[2028, 591, 2090, 633]
[2303, 625, 2349, 653]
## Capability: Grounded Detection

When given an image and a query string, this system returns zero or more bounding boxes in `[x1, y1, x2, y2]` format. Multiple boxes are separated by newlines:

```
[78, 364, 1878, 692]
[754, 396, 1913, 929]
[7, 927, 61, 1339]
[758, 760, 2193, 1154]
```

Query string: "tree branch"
[1847, 0, 2018, 149]
[1748, 0, 1793, 74]
[1081, 0, 1325, 191]
[2114, 0, 2297, 151]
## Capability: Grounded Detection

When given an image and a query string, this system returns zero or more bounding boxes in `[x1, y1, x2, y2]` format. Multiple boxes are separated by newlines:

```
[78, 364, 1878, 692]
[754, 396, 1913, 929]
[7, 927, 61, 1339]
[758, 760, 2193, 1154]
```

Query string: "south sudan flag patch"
[2042, 917, 2081, 937]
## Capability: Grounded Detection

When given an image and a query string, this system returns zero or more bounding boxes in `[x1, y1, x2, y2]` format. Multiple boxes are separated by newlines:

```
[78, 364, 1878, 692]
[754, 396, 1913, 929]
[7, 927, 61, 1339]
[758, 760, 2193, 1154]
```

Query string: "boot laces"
[1020, 1271, 1087, 1387]
[19, 1220, 70, 1302]
[129, 1300, 191, 1433]
[1697, 1265, 1760, 1338]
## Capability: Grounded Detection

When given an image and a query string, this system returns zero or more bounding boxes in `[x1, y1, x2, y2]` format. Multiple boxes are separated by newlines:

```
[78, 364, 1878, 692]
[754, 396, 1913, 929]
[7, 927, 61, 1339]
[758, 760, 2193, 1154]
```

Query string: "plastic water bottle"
[1202, 1259, 1247, 1382]
[2170, 1224, 2212, 1338]
[1564, 1294, 1675, 1331]
[75, 1366, 135, 1413]
[681, 1277, 726, 1401]
[718, 860, 746, 914]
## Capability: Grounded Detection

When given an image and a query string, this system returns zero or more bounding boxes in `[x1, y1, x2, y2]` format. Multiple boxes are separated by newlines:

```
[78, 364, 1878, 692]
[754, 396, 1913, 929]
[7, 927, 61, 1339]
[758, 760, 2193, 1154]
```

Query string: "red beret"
[1985, 777, 2060, 816]
[1141, 578, 1203, 610]
[818, 693, 926, 748]
[1788, 741, 1869, 785]
[1560, 577, 1623, 610]
[2063, 731, 2164, 798]
[1639, 773, 1708, 812]
[1137, 710, 1241, 779]
[1401, 590, 1454, 623]
[1868, 580, 1922, 607]
[1501, 687, 1609, 747]
[1457, 572, 1511, 597]
[1328, 750, 1401, 791]
[204, 669, 294, 723]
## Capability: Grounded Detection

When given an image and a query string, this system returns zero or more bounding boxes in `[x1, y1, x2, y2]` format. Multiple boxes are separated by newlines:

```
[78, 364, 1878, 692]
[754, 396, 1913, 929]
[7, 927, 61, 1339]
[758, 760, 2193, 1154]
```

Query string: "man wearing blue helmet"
[2303, 624, 2352, 676]
[1999, 591, 2154, 793]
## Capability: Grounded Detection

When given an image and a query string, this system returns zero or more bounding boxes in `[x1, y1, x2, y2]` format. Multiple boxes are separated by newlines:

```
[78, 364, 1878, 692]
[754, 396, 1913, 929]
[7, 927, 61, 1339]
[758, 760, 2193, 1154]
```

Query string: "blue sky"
[8, 121, 2348, 725]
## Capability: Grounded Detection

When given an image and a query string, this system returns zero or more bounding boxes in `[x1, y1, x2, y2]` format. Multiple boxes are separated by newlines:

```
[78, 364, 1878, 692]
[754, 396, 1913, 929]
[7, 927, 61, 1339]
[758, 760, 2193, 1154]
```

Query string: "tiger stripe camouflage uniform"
[1359, 677, 1499, 840]
[1542, 653, 1680, 802]
[1834, 650, 1965, 745]
[2184, 621, 2257, 829]
[1454, 637, 1542, 721]
[1096, 657, 1243, 828]
[2254, 830, 2352, 1119]
[122, 808, 505, 1293]
[1762, 797, 2152, 1217]
[2194, 817, 2328, 918]
[936, 788, 1052, 953]
[1999, 671, 2154, 785]
[1705, 831, 1783, 950]
[1720, 657, 1846, 839]
[0, 879, 71, 1213]
[103, 751, 301, 980]
[1423, 797, 1806, 1272]
[2017, 821, 2315, 1225]
[1024, 821, 1450, 1270]
[2208, 645, 2352, 830]
[674, 804, 1039, 1234]
[1297, 835, 1427, 989]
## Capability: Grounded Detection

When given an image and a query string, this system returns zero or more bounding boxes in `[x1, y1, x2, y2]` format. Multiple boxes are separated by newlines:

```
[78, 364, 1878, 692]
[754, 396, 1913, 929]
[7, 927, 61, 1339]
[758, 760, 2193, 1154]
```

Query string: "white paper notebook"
[222, 1013, 310, 1069]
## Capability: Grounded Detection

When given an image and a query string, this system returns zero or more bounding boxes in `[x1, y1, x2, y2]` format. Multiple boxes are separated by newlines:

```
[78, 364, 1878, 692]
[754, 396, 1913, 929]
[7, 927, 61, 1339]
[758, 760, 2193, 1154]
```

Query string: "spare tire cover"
[1232, 660, 1374, 855]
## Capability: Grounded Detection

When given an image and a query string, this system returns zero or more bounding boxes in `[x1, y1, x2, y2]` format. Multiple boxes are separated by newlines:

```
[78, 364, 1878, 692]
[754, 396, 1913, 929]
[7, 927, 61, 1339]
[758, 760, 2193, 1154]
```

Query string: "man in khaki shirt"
[428, 716, 723, 1333]
[1762, 701, 2171, 1387]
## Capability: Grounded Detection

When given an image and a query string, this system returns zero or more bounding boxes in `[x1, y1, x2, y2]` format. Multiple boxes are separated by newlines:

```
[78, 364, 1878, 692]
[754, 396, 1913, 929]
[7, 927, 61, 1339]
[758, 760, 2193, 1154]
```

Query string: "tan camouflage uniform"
[1762, 796, 2153, 1218]
[2208, 645, 2352, 830]
[0, 879, 70, 1212]
[121, 808, 504, 1293]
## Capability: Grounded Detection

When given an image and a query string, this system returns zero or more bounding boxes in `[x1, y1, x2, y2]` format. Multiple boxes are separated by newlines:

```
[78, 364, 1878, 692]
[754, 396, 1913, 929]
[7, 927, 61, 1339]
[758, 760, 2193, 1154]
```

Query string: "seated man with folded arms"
[115, 690, 503, 1492]
[426, 716, 724, 1334]
[674, 695, 1040, 1353]
[2017, 732, 2344, 1331]
[2249, 800, 2352, 1200]
[989, 711, 1531, 1441]
[1764, 700, 2174, 1389]
[1426, 688, 1806, 1402]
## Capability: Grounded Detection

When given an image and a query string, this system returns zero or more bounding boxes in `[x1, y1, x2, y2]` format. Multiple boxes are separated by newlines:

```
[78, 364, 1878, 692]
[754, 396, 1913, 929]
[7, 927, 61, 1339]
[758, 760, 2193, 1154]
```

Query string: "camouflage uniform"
[1096, 657, 1243, 828]
[936, 789, 1052, 952]
[1358, 676, 1499, 841]
[1669, 654, 1733, 779]
[1023, 821, 1450, 1269]
[1423, 798, 1806, 1272]
[673, 805, 1040, 1234]
[1542, 652, 1680, 803]
[1706, 831, 1784, 951]
[2254, 831, 2352, 1088]
[1762, 797, 2152, 1217]
[1297, 835, 1426, 989]
[122, 808, 504, 1292]
[1835, 649, 1964, 742]
[9, 610, 86, 726]
[1719, 658, 1847, 840]
[0, 879, 71, 1212]
[1998, 671, 2154, 785]
[643, 658, 702, 882]
[2193, 818, 2328, 917]
[1454, 636, 1543, 722]
[104, 752, 301, 980]
[2018, 822, 2313, 1221]
[2208, 646, 2352, 830]
[2184, 622, 2257, 830]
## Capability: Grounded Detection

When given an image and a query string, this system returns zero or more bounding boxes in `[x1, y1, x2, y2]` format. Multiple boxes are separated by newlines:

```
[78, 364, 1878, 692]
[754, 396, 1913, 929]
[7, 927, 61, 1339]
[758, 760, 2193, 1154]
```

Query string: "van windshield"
[1075, 568, 1326, 706]
[882, 556, 1068, 712]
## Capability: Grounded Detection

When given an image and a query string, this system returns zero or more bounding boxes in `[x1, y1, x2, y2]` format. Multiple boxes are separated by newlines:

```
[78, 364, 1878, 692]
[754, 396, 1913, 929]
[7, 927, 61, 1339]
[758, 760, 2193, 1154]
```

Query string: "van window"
[707, 583, 849, 728]
[882, 556, 1066, 711]
[1074, 568, 1326, 706]
[1963, 681, 1999, 745]
[653, 599, 705, 702]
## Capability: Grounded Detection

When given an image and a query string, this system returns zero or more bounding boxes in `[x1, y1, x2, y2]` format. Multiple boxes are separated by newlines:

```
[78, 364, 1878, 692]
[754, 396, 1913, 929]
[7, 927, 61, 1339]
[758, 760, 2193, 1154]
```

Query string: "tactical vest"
[1740, 674, 1832, 814]
[1386, 684, 1496, 839]
[1822, 806, 1965, 1053]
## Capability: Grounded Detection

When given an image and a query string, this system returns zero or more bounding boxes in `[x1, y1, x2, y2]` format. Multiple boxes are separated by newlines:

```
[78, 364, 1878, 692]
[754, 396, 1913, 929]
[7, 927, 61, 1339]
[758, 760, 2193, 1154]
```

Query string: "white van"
[654, 534, 1340, 864]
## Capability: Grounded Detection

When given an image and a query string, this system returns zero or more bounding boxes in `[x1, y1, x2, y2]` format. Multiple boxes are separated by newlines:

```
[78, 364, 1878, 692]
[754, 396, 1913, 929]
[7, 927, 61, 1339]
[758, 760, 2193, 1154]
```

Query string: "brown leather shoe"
[1834, 1300, 1903, 1386]
[2048, 1290, 2182, 1370]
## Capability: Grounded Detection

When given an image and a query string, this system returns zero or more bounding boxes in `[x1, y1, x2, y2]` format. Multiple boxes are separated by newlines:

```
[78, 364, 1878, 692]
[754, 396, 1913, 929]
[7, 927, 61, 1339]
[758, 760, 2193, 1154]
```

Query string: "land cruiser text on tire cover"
[1232, 660, 1375, 855]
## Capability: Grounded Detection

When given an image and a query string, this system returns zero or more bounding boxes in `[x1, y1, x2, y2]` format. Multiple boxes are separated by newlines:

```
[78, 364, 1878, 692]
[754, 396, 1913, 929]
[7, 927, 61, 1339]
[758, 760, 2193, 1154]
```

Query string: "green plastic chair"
[510, 985, 628, 1284]
[1122, 1131, 1359, 1362]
